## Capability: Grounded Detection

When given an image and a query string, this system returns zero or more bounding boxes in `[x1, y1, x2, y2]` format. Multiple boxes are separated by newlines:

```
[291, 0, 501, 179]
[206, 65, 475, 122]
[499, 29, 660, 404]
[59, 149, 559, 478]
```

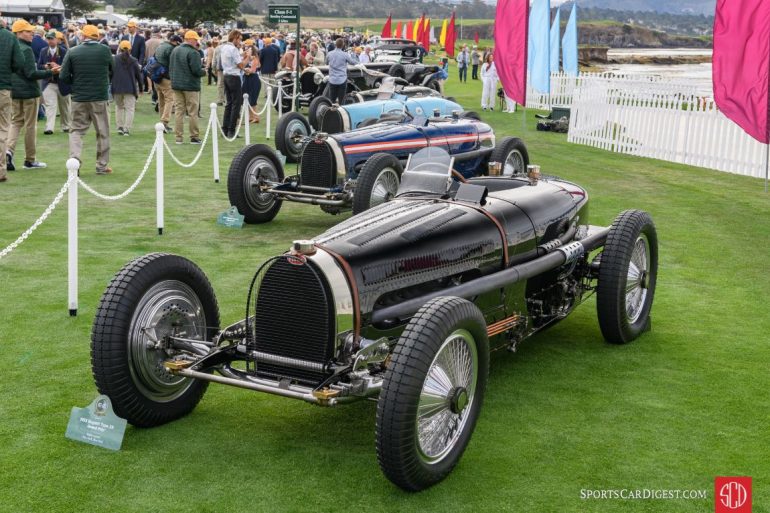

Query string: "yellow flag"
[412, 18, 420, 40]
[440, 19, 447, 47]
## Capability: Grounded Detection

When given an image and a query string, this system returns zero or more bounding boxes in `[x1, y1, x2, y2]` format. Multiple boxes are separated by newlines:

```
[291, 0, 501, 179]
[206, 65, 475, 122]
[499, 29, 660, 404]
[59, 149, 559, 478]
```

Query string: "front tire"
[489, 136, 529, 176]
[376, 296, 489, 491]
[352, 153, 403, 215]
[91, 253, 219, 427]
[308, 95, 332, 130]
[596, 210, 658, 344]
[275, 111, 310, 163]
[228, 144, 284, 223]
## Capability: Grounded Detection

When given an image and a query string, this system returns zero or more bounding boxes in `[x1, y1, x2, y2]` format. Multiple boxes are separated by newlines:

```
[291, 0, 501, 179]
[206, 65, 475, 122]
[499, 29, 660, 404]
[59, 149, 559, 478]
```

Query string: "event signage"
[65, 395, 127, 451]
[268, 5, 299, 24]
[217, 206, 245, 228]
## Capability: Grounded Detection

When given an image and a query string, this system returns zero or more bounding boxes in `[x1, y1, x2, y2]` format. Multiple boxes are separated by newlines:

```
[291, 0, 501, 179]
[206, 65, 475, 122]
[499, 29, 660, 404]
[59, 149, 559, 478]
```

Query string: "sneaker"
[190, 137, 202, 144]
[163, 124, 172, 134]
[63, 128, 69, 133]
[117, 127, 124, 135]
[44, 130, 53, 135]
[24, 160, 47, 169]
[175, 139, 184, 145]
[123, 130, 130, 136]
[95, 167, 113, 175]
[6, 151, 14, 171]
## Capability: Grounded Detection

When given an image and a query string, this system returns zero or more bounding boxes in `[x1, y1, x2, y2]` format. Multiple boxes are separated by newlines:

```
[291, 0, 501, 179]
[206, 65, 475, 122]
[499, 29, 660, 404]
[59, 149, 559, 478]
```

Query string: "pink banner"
[494, 0, 528, 106]
[713, 0, 770, 143]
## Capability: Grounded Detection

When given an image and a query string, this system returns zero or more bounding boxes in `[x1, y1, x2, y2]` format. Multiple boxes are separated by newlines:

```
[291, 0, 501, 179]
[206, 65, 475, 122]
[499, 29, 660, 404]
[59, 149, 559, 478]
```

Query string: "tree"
[130, 0, 241, 28]
[63, 0, 97, 16]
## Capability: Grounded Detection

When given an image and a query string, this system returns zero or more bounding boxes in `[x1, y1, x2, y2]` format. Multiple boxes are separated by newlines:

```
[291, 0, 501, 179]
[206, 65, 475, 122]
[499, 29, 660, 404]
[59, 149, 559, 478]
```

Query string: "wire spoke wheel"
[416, 329, 478, 464]
[503, 149, 525, 176]
[625, 235, 651, 324]
[370, 167, 400, 208]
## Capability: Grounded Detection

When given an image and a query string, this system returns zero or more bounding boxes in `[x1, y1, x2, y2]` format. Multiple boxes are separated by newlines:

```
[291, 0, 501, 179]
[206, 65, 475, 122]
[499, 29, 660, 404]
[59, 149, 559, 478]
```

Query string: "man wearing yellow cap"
[59, 24, 115, 174]
[121, 20, 146, 66]
[0, 17, 25, 182]
[6, 19, 56, 171]
[38, 30, 71, 135]
[169, 30, 205, 144]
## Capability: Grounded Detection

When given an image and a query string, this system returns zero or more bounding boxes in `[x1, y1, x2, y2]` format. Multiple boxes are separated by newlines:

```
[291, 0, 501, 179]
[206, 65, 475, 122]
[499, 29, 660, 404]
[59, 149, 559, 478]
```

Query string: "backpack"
[144, 56, 168, 84]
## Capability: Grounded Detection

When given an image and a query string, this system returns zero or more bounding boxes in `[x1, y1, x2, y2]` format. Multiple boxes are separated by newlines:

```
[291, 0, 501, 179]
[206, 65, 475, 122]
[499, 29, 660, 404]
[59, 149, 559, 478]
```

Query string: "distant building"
[0, 0, 66, 27]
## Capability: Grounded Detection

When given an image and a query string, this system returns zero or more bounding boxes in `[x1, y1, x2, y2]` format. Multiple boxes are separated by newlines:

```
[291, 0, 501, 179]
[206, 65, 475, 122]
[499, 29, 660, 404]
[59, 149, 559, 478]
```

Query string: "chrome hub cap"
[128, 280, 206, 401]
[626, 235, 651, 324]
[416, 329, 478, 464]
[370, 167, 400, 208]
[244, 156, 279, 212]
[286, 120, 308, 153]
[503, 149, 525, 176]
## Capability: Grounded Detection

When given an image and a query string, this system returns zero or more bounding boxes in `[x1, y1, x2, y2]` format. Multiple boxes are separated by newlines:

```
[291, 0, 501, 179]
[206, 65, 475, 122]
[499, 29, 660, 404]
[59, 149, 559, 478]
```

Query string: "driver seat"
[377, 77, 397, 100]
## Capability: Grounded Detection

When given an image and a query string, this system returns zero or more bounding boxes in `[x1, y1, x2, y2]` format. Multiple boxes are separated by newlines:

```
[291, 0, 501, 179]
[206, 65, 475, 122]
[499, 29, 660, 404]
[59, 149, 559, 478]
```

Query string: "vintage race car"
[306, 77, 446, 131]
[275, 63, 442, 111]
[228, 114, 528, 222]
[91, 146, 659, 491]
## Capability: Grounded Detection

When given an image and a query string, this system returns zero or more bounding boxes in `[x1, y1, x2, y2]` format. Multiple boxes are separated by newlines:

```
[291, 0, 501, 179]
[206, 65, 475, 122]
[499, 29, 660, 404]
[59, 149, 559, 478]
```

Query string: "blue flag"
[550, 6, 561, 73]
[529, 0, 550, 93]
[562, 4, 579, 76]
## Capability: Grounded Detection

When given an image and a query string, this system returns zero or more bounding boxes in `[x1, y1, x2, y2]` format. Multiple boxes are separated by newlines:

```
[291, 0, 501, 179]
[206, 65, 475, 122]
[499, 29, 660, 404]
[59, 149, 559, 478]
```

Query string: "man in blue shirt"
[325, 38, 358, 104]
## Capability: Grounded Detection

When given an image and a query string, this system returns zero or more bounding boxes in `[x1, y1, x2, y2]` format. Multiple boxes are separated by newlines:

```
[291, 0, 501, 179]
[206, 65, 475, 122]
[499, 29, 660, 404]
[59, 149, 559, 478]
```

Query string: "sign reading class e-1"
[268, 5, 299, 24]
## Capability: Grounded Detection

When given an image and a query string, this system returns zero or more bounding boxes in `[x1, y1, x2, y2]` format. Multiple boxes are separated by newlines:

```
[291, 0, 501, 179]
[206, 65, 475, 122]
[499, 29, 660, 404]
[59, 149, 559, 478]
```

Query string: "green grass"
[1, 76, 769, 513]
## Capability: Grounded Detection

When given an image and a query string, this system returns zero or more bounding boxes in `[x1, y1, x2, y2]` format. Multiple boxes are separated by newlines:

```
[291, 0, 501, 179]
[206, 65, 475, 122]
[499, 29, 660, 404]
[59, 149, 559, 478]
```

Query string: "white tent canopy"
[0, 0, 65, 13]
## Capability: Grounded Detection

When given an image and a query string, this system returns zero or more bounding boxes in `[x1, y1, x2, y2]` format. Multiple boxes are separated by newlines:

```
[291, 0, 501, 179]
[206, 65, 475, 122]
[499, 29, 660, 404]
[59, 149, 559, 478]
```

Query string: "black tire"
[91, 253, 220, 428]
[357, 117, 379, 129]
[227, 144, 284, 223]
[352, 153, 403, 215]
[376, 296, 489, 491]
[425, 78, 441, 92]
[489, 136, 529, 176]
[445, 96, 457, 102]
[308, 95, 332, 130]
[459, 110, 482, 121]
[275, 111, 311, 163]
[597, 210, 658, 344]
[388, 63, 406, 79]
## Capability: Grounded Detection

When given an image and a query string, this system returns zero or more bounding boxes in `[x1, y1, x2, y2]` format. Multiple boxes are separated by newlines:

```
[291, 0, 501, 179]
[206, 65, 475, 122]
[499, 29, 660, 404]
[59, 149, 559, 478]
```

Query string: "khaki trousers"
[156, 78, 174, 124]
[174, 90, 200, 140]
[114, 94, 137, 131]
[7, 98, 39, 162]
[42, 84, 71, 132]
[69, 101, 110, 172]
[0, 90, 10, 178]
[216, 71, 225, 104]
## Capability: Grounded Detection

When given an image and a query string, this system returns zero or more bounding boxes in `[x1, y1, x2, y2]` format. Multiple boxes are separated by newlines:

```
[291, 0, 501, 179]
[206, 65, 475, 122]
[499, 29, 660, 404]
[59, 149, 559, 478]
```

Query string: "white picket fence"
[526, 72, 767, 179]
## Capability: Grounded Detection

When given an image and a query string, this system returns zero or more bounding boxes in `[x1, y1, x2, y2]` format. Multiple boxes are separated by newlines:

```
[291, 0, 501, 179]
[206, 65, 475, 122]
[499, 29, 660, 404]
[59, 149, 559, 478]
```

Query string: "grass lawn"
[1, 74, 768, 513]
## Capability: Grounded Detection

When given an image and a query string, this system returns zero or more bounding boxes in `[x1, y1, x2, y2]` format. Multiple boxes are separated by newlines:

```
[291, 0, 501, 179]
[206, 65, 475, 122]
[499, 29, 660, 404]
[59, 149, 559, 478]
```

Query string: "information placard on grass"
[65, 395, 127, 451]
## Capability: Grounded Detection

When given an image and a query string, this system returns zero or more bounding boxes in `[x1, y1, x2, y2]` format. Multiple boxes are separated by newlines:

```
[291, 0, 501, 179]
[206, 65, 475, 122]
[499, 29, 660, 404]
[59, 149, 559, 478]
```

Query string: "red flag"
[422, 18, 431, 52]
[713, 0, 770, 143]
[494, 0, 528, 106]
[474, 31, 479, 44]
[381, 14, 392, 38]
[406, 21, 414, 41]
[394, 21, 402, 39]
[416, 14, 425, 45]
[446, 11, 456, 57]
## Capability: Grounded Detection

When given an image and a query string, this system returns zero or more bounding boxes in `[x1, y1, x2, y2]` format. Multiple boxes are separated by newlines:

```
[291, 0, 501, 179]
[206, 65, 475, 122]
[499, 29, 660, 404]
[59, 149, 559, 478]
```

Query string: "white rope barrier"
[163, 109, 214, 169]
[77, 141, 157, 201]
[154, 123, 165, 235]
[216, 103, 246, 142]
[0, 175, 73, 261]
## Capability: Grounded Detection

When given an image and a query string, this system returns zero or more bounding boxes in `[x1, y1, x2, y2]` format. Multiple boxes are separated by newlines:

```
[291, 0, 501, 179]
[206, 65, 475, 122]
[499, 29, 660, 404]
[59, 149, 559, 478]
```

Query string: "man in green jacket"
[170, 30, 205, 144]
[5, 19, 55, 172]
[153, 34, 181, 133]
[59, 24, 114, 174]
[0, 16, 25, 182]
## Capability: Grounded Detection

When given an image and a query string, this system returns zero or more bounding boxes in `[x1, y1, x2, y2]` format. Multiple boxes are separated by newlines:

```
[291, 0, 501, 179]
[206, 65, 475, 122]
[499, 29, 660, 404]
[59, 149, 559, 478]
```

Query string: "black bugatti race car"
[90, 147, 659, 492]
[227, 113, 527, 223]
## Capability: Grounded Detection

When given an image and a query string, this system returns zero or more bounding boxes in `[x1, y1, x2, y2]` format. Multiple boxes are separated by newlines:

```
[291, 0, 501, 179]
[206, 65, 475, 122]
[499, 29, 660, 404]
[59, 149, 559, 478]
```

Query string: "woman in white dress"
[480, 53, 498, 111]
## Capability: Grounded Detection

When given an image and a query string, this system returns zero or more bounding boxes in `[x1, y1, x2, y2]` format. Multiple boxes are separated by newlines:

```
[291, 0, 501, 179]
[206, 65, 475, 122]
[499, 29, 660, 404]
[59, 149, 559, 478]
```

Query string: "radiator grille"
[300, 140, 337, 188]
[253, 257, 335, 385]
[320, 109, 345, 134]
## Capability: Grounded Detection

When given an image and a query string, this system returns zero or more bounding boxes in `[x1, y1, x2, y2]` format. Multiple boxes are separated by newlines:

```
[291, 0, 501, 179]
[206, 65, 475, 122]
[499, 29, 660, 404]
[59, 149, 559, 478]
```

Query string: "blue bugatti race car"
[228, 113, 529, 224]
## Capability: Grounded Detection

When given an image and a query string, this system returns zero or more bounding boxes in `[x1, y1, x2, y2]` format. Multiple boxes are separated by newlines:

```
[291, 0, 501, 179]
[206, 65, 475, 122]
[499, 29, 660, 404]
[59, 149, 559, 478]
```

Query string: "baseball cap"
[119, 40, 131, 50]
[12, 19, 34, 33]
[82, 25, 99, 39]
[45, 31, 56, 39]
[244, 39, 254, 46]
[169, 34, 183, 44]
[184, 30, 200, 40]
[127, 20, 137, 28]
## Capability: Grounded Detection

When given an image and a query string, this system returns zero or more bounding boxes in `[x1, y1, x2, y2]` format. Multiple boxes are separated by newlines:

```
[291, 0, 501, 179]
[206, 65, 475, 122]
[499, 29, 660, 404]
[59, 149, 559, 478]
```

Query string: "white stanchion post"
[243, 93, 250, 146]
[278, 85, 283, 118]
[210, 103, 220, 183]
[67, 158, 79, 317]
[154, 123, 165, 235]
[266, 85, 272, 140]
[291, 74, 297, 113]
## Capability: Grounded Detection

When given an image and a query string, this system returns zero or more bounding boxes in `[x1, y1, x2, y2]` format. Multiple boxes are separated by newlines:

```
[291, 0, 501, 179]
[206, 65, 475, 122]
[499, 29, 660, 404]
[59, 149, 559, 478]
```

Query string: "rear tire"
[489, 136, 529, 176]
[459, 111, 482, 121]
[376, 296, 489, 491]
[388, 63, 406, 79]
[91, 253, 219, 427]
[228, 144, 284, 223]
[308, 95, 332, 130]
[597, 210, 658, 344]
[275, 112, 311, 163]
[352, 153, 403, 215]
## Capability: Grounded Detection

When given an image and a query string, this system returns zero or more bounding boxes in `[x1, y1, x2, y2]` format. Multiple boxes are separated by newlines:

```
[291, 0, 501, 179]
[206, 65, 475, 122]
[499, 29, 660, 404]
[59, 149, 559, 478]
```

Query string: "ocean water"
[600, 48, 714, 98]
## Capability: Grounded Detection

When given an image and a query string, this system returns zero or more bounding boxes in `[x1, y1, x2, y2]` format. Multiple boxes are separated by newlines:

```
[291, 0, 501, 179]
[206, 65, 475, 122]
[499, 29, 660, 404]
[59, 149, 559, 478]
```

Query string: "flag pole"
[765, 142, 769, 193]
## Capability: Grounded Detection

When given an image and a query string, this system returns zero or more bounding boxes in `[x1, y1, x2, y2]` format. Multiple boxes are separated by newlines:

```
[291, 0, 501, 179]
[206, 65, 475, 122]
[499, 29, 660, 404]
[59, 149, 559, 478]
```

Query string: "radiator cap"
[291, 240, 317, 256]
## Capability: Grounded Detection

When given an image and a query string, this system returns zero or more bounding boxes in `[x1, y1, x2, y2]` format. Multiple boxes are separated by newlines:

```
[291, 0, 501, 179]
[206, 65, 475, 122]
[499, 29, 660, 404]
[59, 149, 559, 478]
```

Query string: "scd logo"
[715, 477, 751, 513]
